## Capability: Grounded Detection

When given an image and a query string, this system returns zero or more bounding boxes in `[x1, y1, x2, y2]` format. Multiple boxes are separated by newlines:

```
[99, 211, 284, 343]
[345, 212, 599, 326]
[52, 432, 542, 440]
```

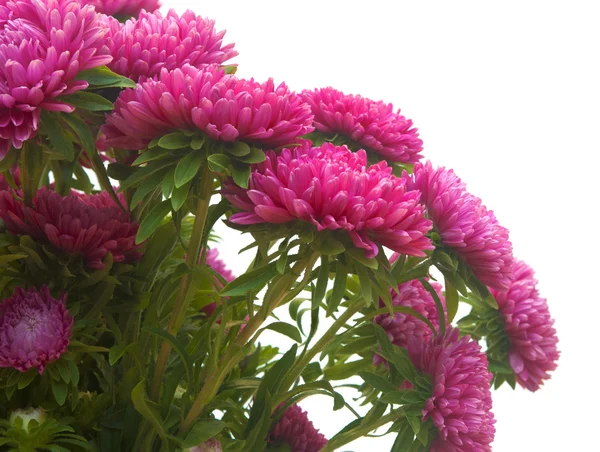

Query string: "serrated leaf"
[207, 153, 230, 173]
[158, 132, 191, 150]
[191, 135, 206, 150]
[136, 199, 171, 244]
[182, 420, 225, 448]
[61, 91, 113, 111]
[227, 141, 251, 157]
[174, 151, 203, 187]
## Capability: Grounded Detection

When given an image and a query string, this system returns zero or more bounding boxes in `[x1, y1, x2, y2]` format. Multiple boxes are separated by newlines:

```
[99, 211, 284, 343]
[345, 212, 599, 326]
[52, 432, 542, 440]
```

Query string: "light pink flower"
[223, 141, 433, 259]
[102, 65, 313, 150]
[82, 0, 159, 17]
[104, 9, 237, 80]
[490, 260, 559, 391]
[0, 285, 73, 374]
[411, 161, 513, 290]
[188, 438, 222, 452]
[269, 404, 327, 452]
[301, 87, 423, 163]
[0, 188, 140, 269]
[201, 248, 235, 317]
[374, 279, 445, 366]
[0, 0, 112, 158]
[408, 328, 495, 451]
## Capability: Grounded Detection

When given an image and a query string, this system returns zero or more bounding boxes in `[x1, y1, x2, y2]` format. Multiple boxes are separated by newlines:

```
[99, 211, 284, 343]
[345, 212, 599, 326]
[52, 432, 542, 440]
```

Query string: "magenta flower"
[374, 279, 445, 366]
[0, 0, 112, 158]
[0, 165, 20, 190]
[0, 285, 73, 374]
[408, 328, 495, 451]
[0, 188, 140, 269]
[201, 247, 235, 317]
[82, 0, 160, 17]
[411, 161, 513, 290]
[490, 260, 559, 391]
[188, 438, 222, 452]
[223, 141, 433, 259]
[269, 404, 327, 452]
[104, 9, 237, 80]
[102, 64, 313, 150]
[301, 87, 423, 163]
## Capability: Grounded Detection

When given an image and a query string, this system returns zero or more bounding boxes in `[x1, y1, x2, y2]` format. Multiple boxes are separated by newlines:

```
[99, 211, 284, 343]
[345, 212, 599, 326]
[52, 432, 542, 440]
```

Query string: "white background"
[165, 1, 599, 450]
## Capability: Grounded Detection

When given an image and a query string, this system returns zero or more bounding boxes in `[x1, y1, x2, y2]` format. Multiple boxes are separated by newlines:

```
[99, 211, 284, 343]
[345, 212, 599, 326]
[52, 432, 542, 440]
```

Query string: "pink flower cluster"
[0, 285, 73, 374]
[412, 161, 514, 290]
[104, 9, 237, 81]
[0, 187, 140, 269]
[82, 0, 160, 17]
[0, 0, 112, 157]
[302, 87, 423, 163]
[490, 260, 559, 391]
[224, 141, 432, 259]
[102, 65, 313, 150]
[374, 279, 445, 366]
[408, 328, 495, 451]
[268, 404, 327, 452]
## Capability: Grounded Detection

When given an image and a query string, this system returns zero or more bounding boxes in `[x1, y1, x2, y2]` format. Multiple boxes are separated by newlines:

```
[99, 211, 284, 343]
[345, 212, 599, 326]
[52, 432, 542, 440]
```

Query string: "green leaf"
[68, 359, 80, 386]
[220, 262, 278, 297]
[327, 261, 347, 315]
[60, 92, 113, 111]
[231, 162, 251, 189]
[143, 327, 192, 386]
[182, 420, 225, 448]
[131, 380, 168, 442]
[319, 239, 345, 256]
[136, 199, 171, 244]
[445, 277, 459, 323]
[227, 141, 251, 157]
[313, 256, 329, 309]
[158, 132, 191, 150]
[75, 66, 136, 88]
[406, 415, 421, 435]
[161, 166, 176, 198]
[207, 153, 230, 173]
[0, 253, 27, 265]
[236, 147, 266, 164]
[190, 135, 205, 150]
[356, 265, 373, 306]
[17, 368, 37, 389]
[174, 151, 203, 188]
[323, 359, 369, 381]
[258, 322, 302, 343]
[130, 172, 165, 208]
[347, 246, 379, 270]
[419, 278, 446, 334]
[41, 111, 74, 161]
[52, 379, 68, 406]
[359, 371, 398, 394]
[391, 419, 416, 452]
[108, 343, 131, 366]
[171, 179, 191, 211]
[132, 149, 171, 166]
[301, 362, 322, 383]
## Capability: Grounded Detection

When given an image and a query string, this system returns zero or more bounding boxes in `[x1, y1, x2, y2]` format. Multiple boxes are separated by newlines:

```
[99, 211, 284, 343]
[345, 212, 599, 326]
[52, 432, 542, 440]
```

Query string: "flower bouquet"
[0, 0, 559, 451]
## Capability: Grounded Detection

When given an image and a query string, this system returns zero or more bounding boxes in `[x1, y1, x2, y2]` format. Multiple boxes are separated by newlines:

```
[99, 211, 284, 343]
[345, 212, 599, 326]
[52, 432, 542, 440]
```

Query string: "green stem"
[150, 165, 213, 401]
[180, 252, 318, 433]
[321, 408, 403, 452]
[278, 298, 366, 396]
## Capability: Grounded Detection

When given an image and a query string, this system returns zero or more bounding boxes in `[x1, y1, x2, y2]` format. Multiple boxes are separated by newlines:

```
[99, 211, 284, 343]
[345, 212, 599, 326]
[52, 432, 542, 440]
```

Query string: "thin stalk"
[321, 408, 403, 452]
[150, 165, 213, 401]
[278, 298, 366, 397]
[180, 252, 318, 433]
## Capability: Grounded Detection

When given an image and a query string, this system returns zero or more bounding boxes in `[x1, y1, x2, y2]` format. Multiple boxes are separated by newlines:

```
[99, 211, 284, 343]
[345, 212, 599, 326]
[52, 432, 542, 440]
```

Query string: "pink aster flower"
[201, 247, 235, 317]
[408, 328, 495, 451]
[188, 438, 222, 452]
[490, 260, 559, 391]
[0, 165, 20, 190]
[0, 0, 112, 158]
[0, 285, 73, 374]
[223, 141, 433, 259]
[268, 404, 327, 452]
[102, 64, 313, 150]
[374, 279, 445, 366]
[104, 9, 237, 80]
[82, 0, 159, 17]
[301, 87, 423, 163]
[0, 187, 140, 269]
[412, 161, 513, 290]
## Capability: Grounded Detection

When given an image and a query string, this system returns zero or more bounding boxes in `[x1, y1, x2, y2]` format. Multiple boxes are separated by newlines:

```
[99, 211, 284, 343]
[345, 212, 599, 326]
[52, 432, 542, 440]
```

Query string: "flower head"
[408, 328, 495, 451]
[0, 165, 20, 190]
[374, 279, 445, 366]
[9, 407, 47, 432]
[223, 141, 433, 259]
[0, 0, 112, 157]
[102, 65, 313, 150]
[301, 87, 423, 163]
[490, 260, 559, 391]
[82, 0, 160, 17]
[412, 161, 513, 290]
[268, 404, 327, 452]
[201, 247, 235, 317]
[0, 286, 73, 374]
[0, 188, 140, 269]
[188, 438, 222, 452]
[104, 9, 237, 80]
